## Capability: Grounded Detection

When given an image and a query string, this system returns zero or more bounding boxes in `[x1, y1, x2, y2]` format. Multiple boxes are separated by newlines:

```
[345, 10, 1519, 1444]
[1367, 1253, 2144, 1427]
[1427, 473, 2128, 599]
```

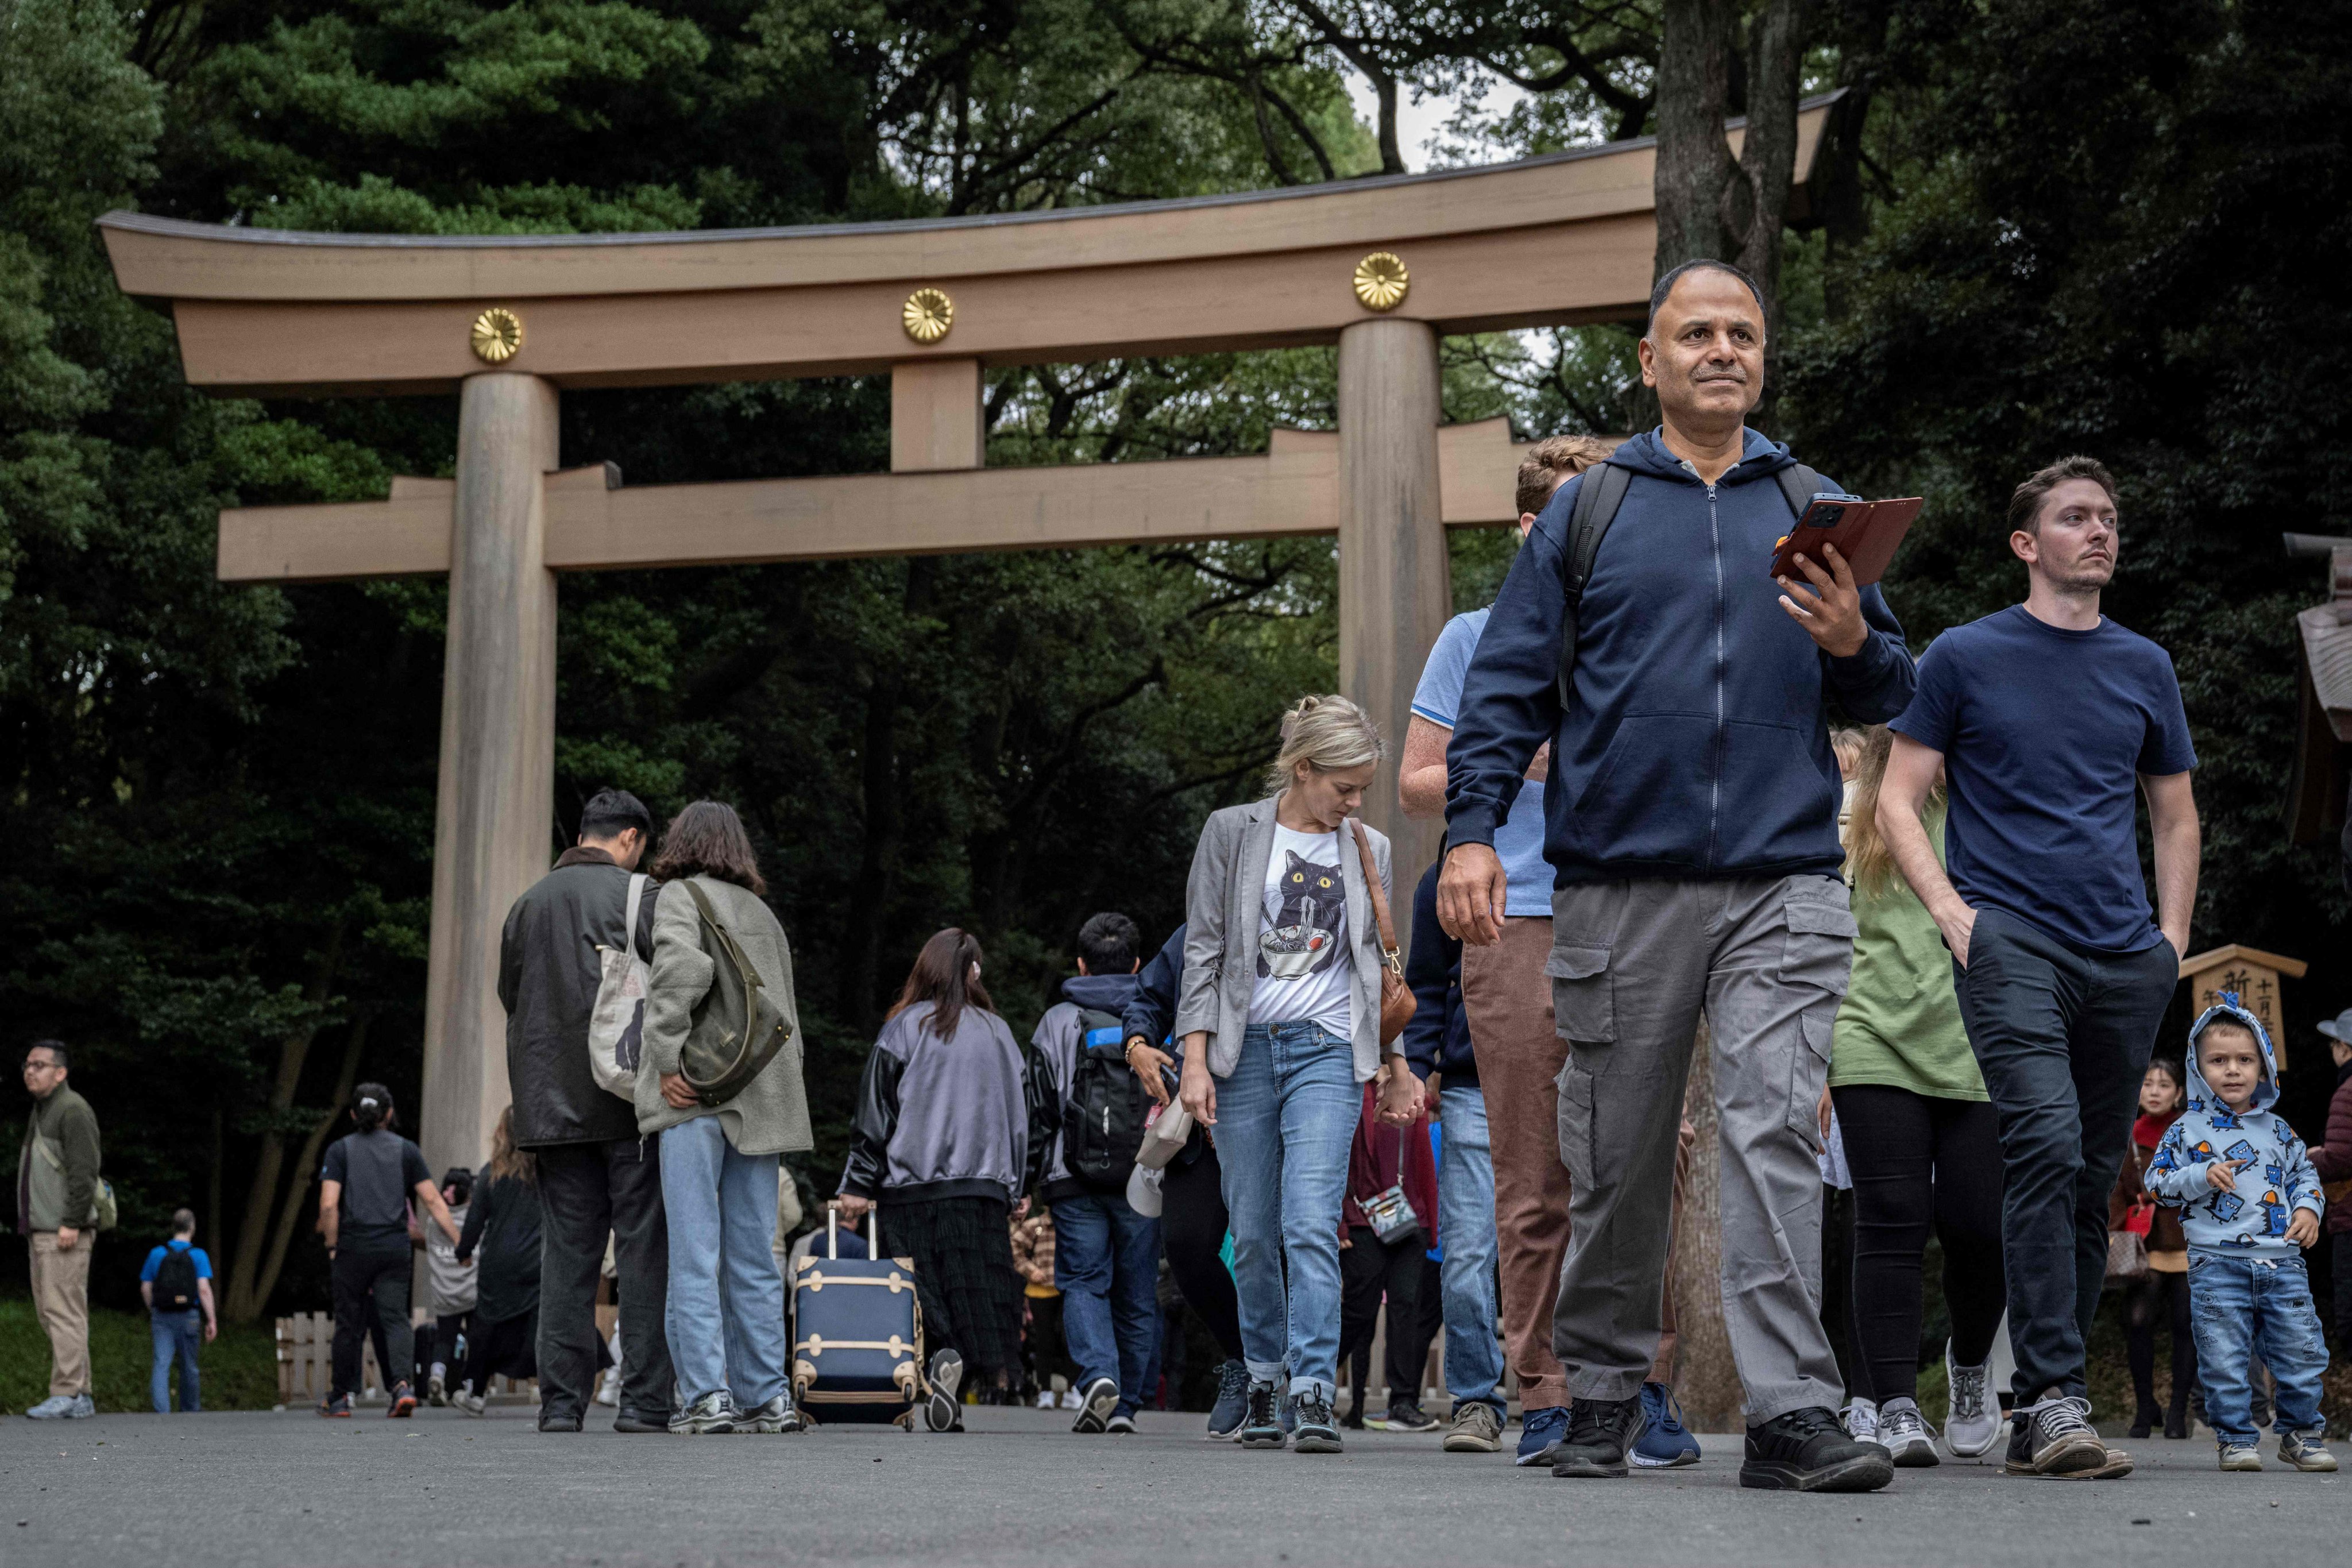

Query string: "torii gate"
[101, 106, 1829, 1179]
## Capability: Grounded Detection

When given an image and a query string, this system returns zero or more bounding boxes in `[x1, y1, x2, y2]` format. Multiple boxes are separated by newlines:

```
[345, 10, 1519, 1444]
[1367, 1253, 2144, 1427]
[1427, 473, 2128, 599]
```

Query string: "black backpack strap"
[1555, 461, 1633, 710]
[1774, 463, 1825, 520]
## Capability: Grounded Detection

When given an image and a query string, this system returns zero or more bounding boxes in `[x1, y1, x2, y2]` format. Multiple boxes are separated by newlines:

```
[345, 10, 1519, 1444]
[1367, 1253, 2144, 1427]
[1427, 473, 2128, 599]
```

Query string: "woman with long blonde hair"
[1829, 724, 2006, 1465]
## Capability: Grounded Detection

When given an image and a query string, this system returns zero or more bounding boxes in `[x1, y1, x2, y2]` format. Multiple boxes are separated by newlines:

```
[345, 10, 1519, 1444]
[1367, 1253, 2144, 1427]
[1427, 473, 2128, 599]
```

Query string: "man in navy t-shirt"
[1879, 455, 2199, 1481]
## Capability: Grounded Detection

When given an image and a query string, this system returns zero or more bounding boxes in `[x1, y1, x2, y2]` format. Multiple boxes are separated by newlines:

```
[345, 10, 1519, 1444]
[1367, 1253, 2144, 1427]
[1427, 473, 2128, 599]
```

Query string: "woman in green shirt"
[1831, 726, 2006, 1467]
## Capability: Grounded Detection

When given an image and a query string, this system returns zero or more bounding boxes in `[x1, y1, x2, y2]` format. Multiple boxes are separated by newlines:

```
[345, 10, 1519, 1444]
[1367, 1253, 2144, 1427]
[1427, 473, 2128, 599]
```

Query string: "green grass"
[0, 1293, 283, 1413]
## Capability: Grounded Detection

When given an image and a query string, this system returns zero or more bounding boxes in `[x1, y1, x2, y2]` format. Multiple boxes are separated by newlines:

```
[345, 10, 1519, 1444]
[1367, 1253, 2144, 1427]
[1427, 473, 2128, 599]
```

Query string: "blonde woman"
[1831, 724, 2004, 1465]
[1175, 693, 1420, 1454]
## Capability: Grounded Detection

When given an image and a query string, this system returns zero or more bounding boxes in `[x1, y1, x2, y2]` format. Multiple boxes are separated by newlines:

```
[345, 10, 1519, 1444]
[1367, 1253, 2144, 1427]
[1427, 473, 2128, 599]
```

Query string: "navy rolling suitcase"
[791, 1209, 925, 1426]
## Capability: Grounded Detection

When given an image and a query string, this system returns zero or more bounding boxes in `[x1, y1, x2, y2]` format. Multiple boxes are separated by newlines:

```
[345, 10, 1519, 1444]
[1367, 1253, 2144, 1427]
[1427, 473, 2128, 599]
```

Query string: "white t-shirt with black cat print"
[1248, 823, 1354, 1039]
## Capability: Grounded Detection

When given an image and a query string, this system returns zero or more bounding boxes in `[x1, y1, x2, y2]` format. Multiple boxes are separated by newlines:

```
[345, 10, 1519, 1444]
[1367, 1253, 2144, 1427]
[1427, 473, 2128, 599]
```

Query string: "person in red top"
[2312, 1009, 2352, 1351]
[1337, 1082, 1440, 1432]
[2108, 1059, 2193, 1438]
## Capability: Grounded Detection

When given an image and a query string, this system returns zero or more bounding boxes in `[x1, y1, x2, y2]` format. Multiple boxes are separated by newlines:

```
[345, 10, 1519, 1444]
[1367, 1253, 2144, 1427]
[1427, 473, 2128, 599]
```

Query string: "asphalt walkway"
[2, 1404, 2340, 1567]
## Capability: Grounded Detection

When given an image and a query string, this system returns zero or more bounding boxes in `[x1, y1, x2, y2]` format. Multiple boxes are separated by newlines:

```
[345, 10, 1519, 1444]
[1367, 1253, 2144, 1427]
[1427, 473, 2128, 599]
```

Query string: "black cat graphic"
[1260, 850, 1343, 979]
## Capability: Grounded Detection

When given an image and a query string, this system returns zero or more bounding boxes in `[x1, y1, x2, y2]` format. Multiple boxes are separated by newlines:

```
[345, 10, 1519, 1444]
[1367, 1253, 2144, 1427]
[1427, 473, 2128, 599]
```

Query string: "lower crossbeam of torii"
[98, 102, 1833, 1181]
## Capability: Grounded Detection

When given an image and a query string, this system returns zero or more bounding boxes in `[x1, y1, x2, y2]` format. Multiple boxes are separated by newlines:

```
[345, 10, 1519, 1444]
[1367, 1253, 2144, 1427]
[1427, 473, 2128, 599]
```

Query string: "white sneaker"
[2219, 1443, 2264, 1472]
[24, 1395, 75, 1420]
[2277, 1430, 2338, 1472]
[1943, 1354, 2000, 1458]
[1878, 1397, 1939, 1466]
[1036, 1391, 1056, 1410]
[1841, 1397, 1879, 1444]
[594, 1368, 620, 1407]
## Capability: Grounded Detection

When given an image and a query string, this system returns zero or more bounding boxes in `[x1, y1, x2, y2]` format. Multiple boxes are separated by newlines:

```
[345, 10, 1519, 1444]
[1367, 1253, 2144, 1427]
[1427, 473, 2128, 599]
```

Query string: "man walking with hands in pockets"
[1876, 456, 2198, 1480]
[1441, 259, 1914, 1492]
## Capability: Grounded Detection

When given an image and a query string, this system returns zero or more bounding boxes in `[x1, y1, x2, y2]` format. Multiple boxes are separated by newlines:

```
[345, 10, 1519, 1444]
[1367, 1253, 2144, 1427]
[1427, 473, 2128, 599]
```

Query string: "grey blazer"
[1172, 796, 1393, 1084]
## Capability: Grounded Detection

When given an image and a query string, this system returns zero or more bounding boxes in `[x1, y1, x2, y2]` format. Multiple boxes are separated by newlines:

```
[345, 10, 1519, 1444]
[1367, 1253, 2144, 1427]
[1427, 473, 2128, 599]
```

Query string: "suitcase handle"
[825, 1203, 880, 1260]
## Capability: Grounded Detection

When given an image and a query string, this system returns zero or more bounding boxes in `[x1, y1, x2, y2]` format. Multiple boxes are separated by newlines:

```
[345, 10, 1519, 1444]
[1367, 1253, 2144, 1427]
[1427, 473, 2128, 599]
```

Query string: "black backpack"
[1557, 458, 1825, 708]
[1060, 1008, 1152, 1191]
[152, 1245, 199, 1313]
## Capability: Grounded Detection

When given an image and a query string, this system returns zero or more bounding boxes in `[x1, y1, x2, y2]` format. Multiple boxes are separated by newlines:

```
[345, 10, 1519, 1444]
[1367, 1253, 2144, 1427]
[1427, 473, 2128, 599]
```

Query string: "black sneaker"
[1384, 1398, 1439, 1434]
[613, 1407, 671, 1434]
[1292, 1390, 1343, 1454]
[1551, 1395, 1642, 1478]
[1239, 1380, 1286, 1449]
[925, 1350, 964, 1433]
[1072, 1376, 1118, 1434]
[1740, 1405, 1895, 1492]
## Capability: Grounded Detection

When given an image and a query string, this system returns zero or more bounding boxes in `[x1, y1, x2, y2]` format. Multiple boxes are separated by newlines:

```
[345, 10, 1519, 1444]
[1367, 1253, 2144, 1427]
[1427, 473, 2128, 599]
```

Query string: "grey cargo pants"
[1548, 875, 1852, 1423]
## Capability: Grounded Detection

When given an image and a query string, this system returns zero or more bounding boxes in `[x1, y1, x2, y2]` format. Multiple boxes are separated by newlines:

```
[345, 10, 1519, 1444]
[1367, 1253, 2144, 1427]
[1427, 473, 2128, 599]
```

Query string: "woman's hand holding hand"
[659, 1072, 698, 1110]
[1376, 1059, 1424, 1126]
[835, 1194, 874, 1223]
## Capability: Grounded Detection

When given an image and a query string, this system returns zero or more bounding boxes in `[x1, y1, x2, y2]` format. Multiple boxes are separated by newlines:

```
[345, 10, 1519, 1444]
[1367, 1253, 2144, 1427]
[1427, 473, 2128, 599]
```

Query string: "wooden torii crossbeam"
[100, 104, 1831, 1179]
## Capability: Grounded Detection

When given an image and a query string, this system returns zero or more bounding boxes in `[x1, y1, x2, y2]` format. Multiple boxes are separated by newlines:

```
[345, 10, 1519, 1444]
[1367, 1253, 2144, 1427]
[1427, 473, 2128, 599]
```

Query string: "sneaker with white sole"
[1631, 1382, 1702, 1469]
[741, 1394, 801, 1434]
[1072, 1376, 1119, 1434]
[1516, 1403, 1570, 1467]
[1206, 1361, 1250, 1440]
[1942, 1354, 2000, 1458]
[2277, 1430, 2337, 1472]
[1443, 1401, 1504, 1454]
[1105, 1412, 1137, 1434]
[1292, 1390, 1343, 1454]
[1841, 1397, 1879, 1444]
[2219, 1443, 2264, 1472]
[1877, 1397, 1938, 1467]
[668, 1391, 740, 1434]
[925, 1350, 965, 1432]
[2005, 1391, 2110, 1477]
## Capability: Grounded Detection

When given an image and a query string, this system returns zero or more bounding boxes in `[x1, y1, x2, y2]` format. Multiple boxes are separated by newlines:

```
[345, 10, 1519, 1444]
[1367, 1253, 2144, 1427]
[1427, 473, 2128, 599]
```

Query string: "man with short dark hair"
[1878, 455, 2198, 1480]
[140, 1208, 217, 1413]
[1028, 911, 1159, 1434]
[497, 786, 673, 1432]
[1442, 259, 1913, 1491]
[18, 1040, 100, 1420]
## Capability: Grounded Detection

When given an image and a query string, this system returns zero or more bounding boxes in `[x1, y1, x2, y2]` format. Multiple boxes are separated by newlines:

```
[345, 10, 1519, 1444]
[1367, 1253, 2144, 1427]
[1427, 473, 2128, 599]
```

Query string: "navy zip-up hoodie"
[1400, 863, 1474, 1086]
[1446, 428, 1917, 885]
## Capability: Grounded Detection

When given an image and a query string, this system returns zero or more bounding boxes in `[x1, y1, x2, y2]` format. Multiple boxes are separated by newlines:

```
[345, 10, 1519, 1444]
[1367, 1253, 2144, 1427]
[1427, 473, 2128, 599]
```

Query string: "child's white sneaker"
[1841, 1397, 1879, 1444]
[2219, 1443, 2264, 1472]
[2277, 1430, 2338, 1472]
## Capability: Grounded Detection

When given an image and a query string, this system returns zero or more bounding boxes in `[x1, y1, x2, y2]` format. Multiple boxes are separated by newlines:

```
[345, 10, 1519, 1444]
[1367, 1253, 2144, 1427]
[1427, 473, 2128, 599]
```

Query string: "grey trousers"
[1548, 875, 1852, 1423]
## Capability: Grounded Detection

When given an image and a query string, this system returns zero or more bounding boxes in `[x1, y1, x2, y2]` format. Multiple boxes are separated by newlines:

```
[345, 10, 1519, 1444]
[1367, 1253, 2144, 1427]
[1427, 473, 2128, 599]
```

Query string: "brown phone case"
[1769, 496, 1923, 588]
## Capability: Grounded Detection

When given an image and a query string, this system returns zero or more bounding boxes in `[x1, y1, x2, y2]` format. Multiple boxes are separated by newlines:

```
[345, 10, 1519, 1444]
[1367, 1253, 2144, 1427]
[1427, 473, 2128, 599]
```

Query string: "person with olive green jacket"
[636, 801, 809, 1435]
[1829, 727, 2005, 1467]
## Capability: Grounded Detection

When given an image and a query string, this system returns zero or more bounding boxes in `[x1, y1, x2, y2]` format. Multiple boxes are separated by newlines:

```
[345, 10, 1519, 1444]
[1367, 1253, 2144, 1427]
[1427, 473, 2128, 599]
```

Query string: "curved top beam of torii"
[99, 101, 1830, 397]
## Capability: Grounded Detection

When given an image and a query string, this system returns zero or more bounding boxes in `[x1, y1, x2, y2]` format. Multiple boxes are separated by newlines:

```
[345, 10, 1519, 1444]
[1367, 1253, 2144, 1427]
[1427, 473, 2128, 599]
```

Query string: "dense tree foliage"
[2, 0, 2342, 1316]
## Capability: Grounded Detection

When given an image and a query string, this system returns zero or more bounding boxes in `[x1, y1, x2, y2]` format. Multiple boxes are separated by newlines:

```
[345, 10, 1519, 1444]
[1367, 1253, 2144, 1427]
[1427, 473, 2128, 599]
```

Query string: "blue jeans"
[1051, 1193, 1162, 1416]
[2188, 1251, 2328, 1445]
[1437, 1084, 1505, 1413]
[660, 1116, 787, 1409]
[149, 1310, 202, 1412]
[1214, 1020, 1359, 1401]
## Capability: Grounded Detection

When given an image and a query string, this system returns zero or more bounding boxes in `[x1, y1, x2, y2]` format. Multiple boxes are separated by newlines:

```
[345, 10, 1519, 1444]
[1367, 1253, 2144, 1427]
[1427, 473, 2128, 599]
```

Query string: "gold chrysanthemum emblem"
[469, 307, 524, 364]
[1352, 252, 1409, 312]
[902, 288, 955, 343]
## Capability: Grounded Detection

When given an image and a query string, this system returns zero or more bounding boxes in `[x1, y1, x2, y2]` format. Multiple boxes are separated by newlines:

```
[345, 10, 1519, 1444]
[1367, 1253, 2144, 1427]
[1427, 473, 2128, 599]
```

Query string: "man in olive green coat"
[18, 1040, 101, 1419]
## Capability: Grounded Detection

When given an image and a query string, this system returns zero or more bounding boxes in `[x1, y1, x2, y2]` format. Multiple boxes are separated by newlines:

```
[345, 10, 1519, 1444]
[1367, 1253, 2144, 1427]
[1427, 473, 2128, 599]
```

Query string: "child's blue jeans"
[2187, 1250, 2327, 1446]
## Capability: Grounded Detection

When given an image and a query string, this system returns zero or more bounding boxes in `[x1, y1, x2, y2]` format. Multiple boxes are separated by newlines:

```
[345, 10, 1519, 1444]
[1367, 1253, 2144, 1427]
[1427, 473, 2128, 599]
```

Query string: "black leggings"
[2120, 1268, 2193, 1419]
[1161, 1138, 1245, 1362]
[1832, 1084, 2007, 1404]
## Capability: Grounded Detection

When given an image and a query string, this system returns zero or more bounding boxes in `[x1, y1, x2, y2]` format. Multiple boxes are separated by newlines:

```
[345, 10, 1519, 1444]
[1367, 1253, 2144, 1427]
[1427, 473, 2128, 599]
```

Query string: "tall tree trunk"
[1671, 1017, 1744, 1428]
[222, 924, 344, 1322]
[1731, 0, 1818, 421]
[242, 1014, 372, 1323]
[1653, 0, 1737, 277]
[841, 559, 936, 1030]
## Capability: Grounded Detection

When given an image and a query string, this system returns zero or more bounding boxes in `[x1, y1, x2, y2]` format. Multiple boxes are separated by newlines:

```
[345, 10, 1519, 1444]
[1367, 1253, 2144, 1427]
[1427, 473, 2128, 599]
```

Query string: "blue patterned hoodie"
[2143, 1001, 2324, 1255]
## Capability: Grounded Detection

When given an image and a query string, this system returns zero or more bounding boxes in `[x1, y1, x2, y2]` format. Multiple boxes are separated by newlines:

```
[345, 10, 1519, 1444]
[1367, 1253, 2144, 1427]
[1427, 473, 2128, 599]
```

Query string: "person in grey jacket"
[638, 801, 810, 1436]
[1175, 693, 1422, 1454]
[838, 928, 1036, 1430]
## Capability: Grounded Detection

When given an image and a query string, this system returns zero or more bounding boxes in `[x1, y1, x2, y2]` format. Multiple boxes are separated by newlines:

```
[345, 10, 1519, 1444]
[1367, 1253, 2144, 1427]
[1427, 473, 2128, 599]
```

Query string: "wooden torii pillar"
[99, 106, 1830, 1177]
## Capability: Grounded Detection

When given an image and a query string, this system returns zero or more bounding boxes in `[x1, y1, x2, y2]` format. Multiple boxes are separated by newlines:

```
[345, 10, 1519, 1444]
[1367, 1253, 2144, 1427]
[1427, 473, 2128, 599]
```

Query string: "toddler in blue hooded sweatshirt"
[2142, 1001, 2334, 1471]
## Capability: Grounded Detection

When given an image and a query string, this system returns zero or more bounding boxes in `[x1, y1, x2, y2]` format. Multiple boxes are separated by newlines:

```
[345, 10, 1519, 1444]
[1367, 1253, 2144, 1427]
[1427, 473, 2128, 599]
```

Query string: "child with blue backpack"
[2142, 999, 2335, 1472]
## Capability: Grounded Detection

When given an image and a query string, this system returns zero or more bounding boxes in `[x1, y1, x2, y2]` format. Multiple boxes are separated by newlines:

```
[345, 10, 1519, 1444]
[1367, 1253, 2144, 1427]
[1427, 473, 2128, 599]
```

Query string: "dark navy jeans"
[1951, 907, 2176, 1405]
[1051, 1192, 1161, 1416]
[149, 1309, 202, 1412]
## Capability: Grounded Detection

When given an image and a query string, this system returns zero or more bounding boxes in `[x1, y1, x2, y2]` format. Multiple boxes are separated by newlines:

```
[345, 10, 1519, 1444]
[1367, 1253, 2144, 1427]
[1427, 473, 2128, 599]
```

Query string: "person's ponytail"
[352, 1082, 394, 1134]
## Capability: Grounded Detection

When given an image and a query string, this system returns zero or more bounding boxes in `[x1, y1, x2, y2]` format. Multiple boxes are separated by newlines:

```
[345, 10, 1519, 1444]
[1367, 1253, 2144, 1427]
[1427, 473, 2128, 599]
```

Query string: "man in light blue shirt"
[1400, 434, 1700, 1471]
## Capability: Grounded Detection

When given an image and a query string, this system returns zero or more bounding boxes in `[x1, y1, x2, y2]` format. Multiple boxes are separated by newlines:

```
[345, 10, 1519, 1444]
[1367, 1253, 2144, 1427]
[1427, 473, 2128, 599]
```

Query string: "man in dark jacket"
[1440, 261, 1914, 1492]
[18, 1041, 100, 1419]
[2315, 1009, 2352, 1350]
[497, 787, 671, 1432]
